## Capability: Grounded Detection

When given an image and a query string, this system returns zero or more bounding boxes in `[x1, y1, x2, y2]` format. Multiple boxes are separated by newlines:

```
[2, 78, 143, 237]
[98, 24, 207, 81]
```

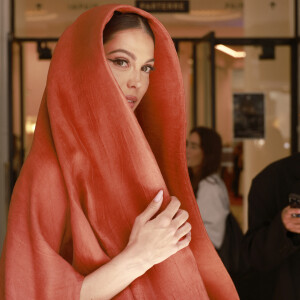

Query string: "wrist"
[120, 243, 152, 276]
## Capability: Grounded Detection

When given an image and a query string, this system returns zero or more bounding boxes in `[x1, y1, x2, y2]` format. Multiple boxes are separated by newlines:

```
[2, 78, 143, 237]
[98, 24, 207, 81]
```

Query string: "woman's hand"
[126, 190, 192, 269]
[80, 190, 191, 300]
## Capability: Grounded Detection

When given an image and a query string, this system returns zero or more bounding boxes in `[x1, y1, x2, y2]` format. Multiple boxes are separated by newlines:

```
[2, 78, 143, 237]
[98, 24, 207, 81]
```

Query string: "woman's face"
[186, 132, 203, 172]
[104, 28, 155, 111]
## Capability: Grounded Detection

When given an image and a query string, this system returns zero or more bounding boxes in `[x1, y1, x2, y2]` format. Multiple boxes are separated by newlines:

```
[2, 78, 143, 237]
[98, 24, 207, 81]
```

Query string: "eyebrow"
[107, 49, 155, 63]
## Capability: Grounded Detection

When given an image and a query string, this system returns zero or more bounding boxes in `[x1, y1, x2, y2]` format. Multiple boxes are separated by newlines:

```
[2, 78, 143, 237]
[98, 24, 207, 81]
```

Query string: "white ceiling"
[15, 0, 244, 37]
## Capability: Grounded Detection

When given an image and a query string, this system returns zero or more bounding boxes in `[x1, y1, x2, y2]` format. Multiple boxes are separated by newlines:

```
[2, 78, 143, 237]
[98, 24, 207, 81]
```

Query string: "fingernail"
[154, 190, 163, 202]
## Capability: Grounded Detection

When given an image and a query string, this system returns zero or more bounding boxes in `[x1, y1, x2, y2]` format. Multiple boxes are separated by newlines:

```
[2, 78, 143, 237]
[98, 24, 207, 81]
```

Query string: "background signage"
[135, 1, 189, 13]
[233, 93, 265, 139]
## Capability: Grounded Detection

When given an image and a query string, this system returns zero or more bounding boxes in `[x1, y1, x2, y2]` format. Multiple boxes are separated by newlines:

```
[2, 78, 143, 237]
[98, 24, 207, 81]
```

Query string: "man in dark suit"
[241, 153, 300, 300]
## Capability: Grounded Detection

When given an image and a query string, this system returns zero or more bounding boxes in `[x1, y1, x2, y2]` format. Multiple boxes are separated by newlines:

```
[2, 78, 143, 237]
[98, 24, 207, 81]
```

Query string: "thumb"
[140, 190, 163, 223]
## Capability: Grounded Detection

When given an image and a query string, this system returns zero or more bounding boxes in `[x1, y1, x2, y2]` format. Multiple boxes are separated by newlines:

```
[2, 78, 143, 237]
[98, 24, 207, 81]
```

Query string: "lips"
[126, 96, 137, 109]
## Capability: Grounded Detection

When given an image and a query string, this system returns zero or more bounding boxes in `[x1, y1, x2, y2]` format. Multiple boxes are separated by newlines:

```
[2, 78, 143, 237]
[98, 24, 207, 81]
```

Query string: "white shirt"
[196, 173, 230, 249]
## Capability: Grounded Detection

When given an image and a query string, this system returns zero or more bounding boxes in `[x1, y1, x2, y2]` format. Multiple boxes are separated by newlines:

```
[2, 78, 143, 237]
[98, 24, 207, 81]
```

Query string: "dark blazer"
[240, 153, 300, 300]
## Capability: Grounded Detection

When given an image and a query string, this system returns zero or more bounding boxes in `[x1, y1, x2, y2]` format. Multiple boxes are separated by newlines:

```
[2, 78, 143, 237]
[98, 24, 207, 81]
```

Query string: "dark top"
[241, 153, 300, 300]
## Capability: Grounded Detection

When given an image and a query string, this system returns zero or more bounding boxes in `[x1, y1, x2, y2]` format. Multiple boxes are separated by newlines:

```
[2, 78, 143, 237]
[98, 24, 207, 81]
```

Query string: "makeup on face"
[104, 28, 155, 111]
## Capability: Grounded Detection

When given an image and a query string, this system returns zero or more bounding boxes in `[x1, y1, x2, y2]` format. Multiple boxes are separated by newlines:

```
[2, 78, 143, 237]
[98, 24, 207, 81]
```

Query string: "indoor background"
[0, 0, 299, 252]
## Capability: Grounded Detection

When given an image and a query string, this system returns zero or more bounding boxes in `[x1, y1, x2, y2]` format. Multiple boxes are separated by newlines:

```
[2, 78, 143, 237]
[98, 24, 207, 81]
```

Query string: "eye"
[108, 58, 129, 68]
[142, 64, 155, 73]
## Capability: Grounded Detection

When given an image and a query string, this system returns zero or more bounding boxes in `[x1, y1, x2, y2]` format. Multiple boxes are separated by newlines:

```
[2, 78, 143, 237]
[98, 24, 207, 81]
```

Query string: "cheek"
[198, 151, 203, 165]
[193, 150, 202, 164]
[111, 69, 126, 91]
[139, 76, 150, 98]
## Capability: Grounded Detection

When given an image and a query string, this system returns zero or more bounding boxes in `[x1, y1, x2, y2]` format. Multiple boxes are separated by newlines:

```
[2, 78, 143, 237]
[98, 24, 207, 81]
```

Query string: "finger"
[159, 196, 181, 220]
[174, 209, 188, 218]
[177, 232, 191, 251]
[175, 222, 192, 240]
[137, 190, 163, 224]
[172, 209, 189, 229]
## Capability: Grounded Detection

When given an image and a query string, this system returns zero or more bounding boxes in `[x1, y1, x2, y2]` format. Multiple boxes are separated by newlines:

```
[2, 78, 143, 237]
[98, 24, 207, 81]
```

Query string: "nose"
[127, 69, 142, 89]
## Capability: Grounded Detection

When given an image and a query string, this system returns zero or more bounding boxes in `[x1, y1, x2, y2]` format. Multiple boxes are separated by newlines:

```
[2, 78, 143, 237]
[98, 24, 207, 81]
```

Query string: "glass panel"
[178, 42, 194, 133]
[11, 43, 22, 186]
[11, 41, 55, 183]
[215, 44, 291, 230]
[242, 45, 291, 229]
[23, 42, 54, 157]
[196, 41, 212, 127]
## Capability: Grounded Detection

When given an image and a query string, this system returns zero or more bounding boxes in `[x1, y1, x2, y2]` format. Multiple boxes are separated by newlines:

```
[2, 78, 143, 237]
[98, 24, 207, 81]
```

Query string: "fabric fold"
[1, 4, 239, 299]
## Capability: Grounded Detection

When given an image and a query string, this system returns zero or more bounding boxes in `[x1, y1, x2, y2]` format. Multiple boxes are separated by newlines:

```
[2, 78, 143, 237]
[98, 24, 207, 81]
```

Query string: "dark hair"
[103, 11, 155, 44]
[188, 127, 222, 195]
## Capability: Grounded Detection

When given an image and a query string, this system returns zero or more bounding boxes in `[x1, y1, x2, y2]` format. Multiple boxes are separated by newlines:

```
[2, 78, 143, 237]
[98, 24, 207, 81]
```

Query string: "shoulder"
[196, 175, 230, 210]
[22, 150, 63, 187]
[198, 175, 215, 189]
[199, 174, 224, 188]
[13, 149, 68, 214]
[253, 154, 300, 186]
[198, 174, 227, 196]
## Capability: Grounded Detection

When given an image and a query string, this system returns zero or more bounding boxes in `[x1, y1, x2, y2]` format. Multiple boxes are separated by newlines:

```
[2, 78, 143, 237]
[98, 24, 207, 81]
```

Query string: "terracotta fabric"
[0, 4, 239, 299]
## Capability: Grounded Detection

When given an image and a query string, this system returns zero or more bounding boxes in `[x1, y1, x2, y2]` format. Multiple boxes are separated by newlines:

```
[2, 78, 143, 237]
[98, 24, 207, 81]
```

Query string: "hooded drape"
[0, 4, 239, 299]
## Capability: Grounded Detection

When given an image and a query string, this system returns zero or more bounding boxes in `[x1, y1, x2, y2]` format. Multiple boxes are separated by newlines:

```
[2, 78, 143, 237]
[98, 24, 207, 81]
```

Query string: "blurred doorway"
[176, 35, 297, 230]
[9, 35, 298, 232]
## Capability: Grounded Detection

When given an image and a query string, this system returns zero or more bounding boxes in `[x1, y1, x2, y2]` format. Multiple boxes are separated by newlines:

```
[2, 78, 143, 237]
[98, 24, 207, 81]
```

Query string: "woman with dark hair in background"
[186, 126, 230, 249]
[0, 5, 239, 300]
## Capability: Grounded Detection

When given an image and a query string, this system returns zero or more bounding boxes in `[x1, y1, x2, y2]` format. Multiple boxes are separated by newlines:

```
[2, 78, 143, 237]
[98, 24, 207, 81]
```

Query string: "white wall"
[0, 0, 10, 252]
[242, 0, 294, 230]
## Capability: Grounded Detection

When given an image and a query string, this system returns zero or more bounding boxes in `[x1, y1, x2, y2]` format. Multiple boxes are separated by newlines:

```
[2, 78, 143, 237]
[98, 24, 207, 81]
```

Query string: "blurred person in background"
[232, 142, 243, 198]
[187, 126, 244, 281]
[241, 153, 300, 300]
[186, 126, 230, 250]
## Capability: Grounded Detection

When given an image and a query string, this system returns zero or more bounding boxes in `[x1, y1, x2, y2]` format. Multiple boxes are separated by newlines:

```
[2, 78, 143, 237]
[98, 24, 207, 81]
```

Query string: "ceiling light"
[215, 44, 246, 58]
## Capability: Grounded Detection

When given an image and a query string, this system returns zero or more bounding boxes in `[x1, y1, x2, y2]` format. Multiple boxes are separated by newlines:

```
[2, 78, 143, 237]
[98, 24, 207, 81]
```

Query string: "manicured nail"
[154, 190, 163, 202]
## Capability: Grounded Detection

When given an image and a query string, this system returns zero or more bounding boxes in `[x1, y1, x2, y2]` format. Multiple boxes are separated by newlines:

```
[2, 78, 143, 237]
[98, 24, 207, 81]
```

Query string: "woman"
[186, 127, 230, 249]
[0, 5, 238, 299]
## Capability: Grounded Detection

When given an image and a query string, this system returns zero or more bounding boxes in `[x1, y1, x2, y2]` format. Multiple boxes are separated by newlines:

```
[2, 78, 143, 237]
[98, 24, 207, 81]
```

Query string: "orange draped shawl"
[0, 4, 239, 299]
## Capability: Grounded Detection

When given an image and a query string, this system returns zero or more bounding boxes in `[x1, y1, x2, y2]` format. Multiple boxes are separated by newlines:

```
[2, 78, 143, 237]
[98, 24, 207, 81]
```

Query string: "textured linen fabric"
[196, 174, 230, 249]
[0, 4, 239, 299]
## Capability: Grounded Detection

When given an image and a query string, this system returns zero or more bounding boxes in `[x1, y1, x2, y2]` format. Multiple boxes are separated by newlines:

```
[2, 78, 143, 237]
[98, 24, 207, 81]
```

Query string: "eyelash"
[142, 65, 155, 73]
[108, 58, 155, 73]
[108, 58, 128, 68]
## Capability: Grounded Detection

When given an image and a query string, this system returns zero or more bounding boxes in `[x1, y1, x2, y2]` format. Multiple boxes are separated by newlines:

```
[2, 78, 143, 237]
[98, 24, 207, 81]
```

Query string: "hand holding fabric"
[127, 190, 192, 269]
[80, 191, 192, 300]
